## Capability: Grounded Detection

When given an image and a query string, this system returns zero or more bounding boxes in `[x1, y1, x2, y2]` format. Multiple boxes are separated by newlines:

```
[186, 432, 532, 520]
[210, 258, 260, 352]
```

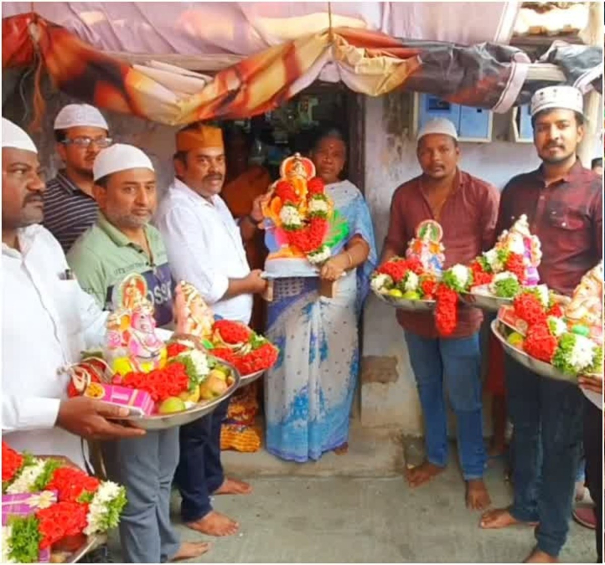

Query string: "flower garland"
[275, 177, 331, 264]
[2, 442, 127, 562]
[209, 320, 279, 376]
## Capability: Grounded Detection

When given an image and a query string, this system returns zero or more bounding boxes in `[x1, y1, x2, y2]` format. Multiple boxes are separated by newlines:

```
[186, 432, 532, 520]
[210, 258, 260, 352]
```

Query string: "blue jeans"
[505, 355, 584, 557]
[405, 331, 486, 480]
[174, 398, 229, 522]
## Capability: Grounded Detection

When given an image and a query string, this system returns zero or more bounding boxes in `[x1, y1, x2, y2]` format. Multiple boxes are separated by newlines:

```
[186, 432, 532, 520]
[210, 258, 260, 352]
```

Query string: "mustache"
[24, 194, 43, 205]
[204, 173, 223, 182]
[544, 142, 564, 149]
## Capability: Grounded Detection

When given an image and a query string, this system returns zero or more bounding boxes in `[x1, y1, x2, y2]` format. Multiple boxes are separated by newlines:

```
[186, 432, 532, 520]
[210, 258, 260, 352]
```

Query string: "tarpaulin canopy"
[2, 11, 602, 128]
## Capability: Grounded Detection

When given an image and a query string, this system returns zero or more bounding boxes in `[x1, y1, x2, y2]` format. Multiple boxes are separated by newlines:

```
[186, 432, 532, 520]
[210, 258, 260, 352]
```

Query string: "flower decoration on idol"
[371, 220, 444, 301]
[173, 281, 279, 378]
[262, 153, 349, 266]
[446, 214, 542, 301]
[2, 442, 127, 563]
[499, 262, 603, 379]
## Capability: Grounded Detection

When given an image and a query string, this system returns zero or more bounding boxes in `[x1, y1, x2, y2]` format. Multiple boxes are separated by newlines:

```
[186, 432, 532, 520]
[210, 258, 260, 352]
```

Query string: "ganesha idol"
[565, 261, 603, 342]
[261, 153, 349, 278]
[173, 281, 215, 344]
[495, 214, 542, 285]
[105, 274, 167, 375]
[405, 219, 446, 278]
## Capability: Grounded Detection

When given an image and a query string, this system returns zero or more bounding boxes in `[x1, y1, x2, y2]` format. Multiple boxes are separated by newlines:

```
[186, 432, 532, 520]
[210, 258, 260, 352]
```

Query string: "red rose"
[213, 320, 252, 345]
[524, 321, 558, 363]
[2, 441, 24, 484]
[376, 260, 409, 284]
[307, 177, 325, 195]
[167, 342, 190, 359]
[275, 180, 299, 204]
[505, 253, 526, 283]
[513, 293, 546, 326]
[435, 284, 459, 336]
[46, 467, 100, 503]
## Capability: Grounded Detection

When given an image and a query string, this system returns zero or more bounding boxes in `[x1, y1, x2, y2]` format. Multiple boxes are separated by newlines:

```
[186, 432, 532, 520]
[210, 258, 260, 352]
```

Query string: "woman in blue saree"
[265, 127, 377, 462]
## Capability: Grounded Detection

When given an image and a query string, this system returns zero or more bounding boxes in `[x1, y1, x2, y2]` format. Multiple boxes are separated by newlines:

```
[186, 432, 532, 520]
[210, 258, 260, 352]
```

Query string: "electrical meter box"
[414, 93, 493, 143]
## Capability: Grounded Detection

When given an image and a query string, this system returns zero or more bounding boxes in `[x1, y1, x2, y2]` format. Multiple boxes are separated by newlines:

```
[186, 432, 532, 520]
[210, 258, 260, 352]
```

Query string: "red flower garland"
[523, 321, 558, 363]
[505, 253, 526, 283]
[166, 342, 189, 359]
[420, 279, 438, 299]
[469, 260, 494, 287]
[513, 293, 546, 326]
[213, 320, 252, 345]
[275, 180, 300, 205]
[307, 177, 324, 195]
[547, 303, 564, 318]
[45, 467, 101, 503]
[376, 260, 408, 283]
[2, 442, 24, 484]
[37, 502, 89, 549]
[119, 363, 189, 402]
[287, 217, 329, 254]
[435, 284, 459, 336]
[212, 344, 278, 376]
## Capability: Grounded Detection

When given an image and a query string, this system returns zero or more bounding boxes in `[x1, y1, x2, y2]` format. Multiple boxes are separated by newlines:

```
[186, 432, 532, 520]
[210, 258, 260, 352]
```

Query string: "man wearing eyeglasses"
[44, 104, 113, 253]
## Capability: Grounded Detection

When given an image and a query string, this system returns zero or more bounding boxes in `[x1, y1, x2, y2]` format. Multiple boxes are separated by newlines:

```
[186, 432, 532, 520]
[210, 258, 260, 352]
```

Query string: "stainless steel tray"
[373, 290, 435, 312]
[491, 320, 577, 383]
[459, 289, 513, 312]
[125, 357, 241, 430]
[238, 370, 266, 388]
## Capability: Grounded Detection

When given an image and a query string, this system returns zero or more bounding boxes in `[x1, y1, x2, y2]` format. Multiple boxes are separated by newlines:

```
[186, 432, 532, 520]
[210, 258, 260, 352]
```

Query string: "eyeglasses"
[62, 137, 113, 149]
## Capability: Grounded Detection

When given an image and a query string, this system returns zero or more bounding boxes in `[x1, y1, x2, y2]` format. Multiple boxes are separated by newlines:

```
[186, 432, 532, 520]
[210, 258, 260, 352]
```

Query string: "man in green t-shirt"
[68, 143, 209, 563]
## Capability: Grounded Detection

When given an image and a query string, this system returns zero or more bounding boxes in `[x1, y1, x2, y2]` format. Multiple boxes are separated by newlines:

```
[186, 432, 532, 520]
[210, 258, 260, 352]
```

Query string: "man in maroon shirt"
[480, 86, 602, 564]
[381, 118, 500, 511]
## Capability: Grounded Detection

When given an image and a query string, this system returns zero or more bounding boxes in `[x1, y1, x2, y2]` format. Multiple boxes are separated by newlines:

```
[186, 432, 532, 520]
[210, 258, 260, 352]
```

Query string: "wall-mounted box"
[413, 93, 493, 143]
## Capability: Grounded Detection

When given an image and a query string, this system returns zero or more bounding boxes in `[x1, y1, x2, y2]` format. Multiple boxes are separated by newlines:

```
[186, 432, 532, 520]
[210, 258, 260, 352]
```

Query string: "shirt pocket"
[545, 202, 589, 252]
[52, 279, 83, 336]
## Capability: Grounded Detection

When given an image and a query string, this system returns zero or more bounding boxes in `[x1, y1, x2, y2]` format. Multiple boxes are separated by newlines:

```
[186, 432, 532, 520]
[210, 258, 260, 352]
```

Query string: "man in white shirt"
[1, 118, 145, 467]
[156, 124, 267, 537]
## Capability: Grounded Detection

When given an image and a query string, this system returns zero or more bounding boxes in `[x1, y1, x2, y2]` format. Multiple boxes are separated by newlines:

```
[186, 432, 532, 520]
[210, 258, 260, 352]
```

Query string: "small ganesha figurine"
[174, 281, 215, 341]
[496, 214, 542, 285]
[565, 261, 603, 329]
[105, 274, 167, 375]
[406, 219, 446, 277]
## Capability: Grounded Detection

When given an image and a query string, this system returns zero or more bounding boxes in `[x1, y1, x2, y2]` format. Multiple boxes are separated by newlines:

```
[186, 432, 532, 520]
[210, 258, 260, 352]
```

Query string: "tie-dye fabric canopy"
[2, 12, 601, 128]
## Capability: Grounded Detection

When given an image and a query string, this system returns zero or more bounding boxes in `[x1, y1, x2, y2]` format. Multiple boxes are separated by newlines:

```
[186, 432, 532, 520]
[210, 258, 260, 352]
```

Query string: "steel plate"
[238, 370, 266, 388]
[459, 289, 513, 312]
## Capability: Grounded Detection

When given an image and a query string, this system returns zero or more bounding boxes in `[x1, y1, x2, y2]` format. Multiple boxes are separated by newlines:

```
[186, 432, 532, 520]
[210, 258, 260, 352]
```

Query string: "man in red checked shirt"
[380, 118, 500, 512]
[480, 86, 602, 564]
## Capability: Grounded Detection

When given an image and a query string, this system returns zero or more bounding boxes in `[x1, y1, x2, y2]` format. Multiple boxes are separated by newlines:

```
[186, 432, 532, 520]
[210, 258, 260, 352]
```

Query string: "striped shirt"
[43, 171, 99, 254]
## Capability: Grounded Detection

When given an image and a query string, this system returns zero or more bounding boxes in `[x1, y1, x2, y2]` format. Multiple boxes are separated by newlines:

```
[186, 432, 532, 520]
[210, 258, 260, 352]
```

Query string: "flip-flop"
[573, 507, 596, 530]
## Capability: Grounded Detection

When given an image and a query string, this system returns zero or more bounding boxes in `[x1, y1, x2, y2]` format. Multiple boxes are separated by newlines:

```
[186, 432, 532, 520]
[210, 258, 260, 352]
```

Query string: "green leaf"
[442, 268, 470, 292]
[587, 346, 603, 375]
[7, 515, 42, 563]
[78, 491, 95, 504]
[552, 333, 580, 376]
[100, 488, 128, 531]
[32, 459, 61, 492]
[493, 277, 521, 298]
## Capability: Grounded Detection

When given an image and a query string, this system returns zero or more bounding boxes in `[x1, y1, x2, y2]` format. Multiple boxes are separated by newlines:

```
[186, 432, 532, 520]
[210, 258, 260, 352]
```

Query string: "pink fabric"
[2, 2, 519, 55]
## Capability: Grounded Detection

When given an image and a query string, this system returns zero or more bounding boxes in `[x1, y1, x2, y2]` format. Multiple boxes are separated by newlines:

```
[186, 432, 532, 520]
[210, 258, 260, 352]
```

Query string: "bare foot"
[480, 508, 538, 529]
[186, 511, 239, 537]
[170, 541, 211, 562]
[405, 461, 445, 488]
[466, 479, 491, 511]
[575, 481, 587, 503]
[334, 443, 348, 455]
[213, 477, 252, 495]
[523, 548, 559, 563]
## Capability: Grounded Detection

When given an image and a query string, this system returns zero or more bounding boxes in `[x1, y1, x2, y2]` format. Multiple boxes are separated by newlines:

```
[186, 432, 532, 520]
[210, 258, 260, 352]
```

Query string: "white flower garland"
[371, 273, 392, 293]
[279, 205, 302, 228]
[307, 245, 331, 265]
[568, 335, 597, 372]
[450, 264, 471, 289]
[6, 460, 46, 494]
[547, 316, 567, 337]
[308, 197, 329, 215]
[404, 272, 419, 292]
[84, 481, 123, 536]
[179, 349, 210, 379]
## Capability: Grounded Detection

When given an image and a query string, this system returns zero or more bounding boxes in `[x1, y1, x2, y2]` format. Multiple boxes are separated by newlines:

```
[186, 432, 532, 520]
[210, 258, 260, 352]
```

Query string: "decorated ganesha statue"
[565, 261, 603, 331]
[495, 214, 542, 285]
[262, 153, 349, 278]
[105, 274, 167, 375]
[174, 281, 215, 343]
[405, 220, 445, 278]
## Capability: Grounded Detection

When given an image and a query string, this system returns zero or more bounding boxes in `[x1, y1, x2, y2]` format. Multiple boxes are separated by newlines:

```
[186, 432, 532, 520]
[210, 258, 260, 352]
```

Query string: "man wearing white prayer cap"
[44, 103, 112, 253]
[2, 114, 145, 508]
[481, 86, 602, 564]
[380, 117, 499, 511]
[68, 143, 210, 564]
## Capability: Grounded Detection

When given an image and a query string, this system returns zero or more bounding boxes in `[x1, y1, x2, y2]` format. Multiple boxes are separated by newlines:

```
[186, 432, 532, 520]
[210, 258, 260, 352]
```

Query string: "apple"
[199, 375, 229, 400]
[506, 331, 525, 350]
[158, 396, 186, 415]
[402, 290, 421, 300]
[179, 387, 201, 403]
[388, 289, 403, 298]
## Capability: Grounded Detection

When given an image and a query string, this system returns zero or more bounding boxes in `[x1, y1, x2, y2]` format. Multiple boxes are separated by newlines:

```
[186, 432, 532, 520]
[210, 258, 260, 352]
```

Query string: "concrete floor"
[107, 428, 596, 563]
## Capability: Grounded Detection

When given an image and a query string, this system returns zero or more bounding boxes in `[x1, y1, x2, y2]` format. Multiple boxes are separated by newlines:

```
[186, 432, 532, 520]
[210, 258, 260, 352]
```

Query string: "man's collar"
[56, 170, 84, 195]
[2, 225, 42, 258]
[418, 168, 463, 194]
[535, 158, 584, 184]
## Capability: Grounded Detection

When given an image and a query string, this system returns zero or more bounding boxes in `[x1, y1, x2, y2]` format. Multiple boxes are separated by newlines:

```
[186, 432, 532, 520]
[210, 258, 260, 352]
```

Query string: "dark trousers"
[505, 355, 584, 557]
[583, 396, 603, 562]
[174, 398, 228, 522]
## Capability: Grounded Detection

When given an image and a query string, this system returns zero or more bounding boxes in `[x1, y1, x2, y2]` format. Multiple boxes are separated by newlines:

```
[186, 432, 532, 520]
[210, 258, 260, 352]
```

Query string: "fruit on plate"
[402, 290, 421, 300]
[388, 289, 403, 298]
[200, 370, 230, 400]
[507, 331, 525, 349]
[158, 396, 187, 415]
[179, 387, 201, 403]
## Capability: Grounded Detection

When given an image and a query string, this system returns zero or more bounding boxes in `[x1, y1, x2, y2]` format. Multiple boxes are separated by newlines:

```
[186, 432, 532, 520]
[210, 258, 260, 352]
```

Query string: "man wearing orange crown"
[481, 86, 602, 564]
[156, 123, 268, 537]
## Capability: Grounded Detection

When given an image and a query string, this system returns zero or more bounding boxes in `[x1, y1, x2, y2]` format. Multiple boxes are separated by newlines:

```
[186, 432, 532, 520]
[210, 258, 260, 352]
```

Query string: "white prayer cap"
[417, 118, 458, 141]
[2, 118, 37, 154]
[54, 104, 109, 131]
[93, 144, 154, 181]
[530, 86, 583, 117]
